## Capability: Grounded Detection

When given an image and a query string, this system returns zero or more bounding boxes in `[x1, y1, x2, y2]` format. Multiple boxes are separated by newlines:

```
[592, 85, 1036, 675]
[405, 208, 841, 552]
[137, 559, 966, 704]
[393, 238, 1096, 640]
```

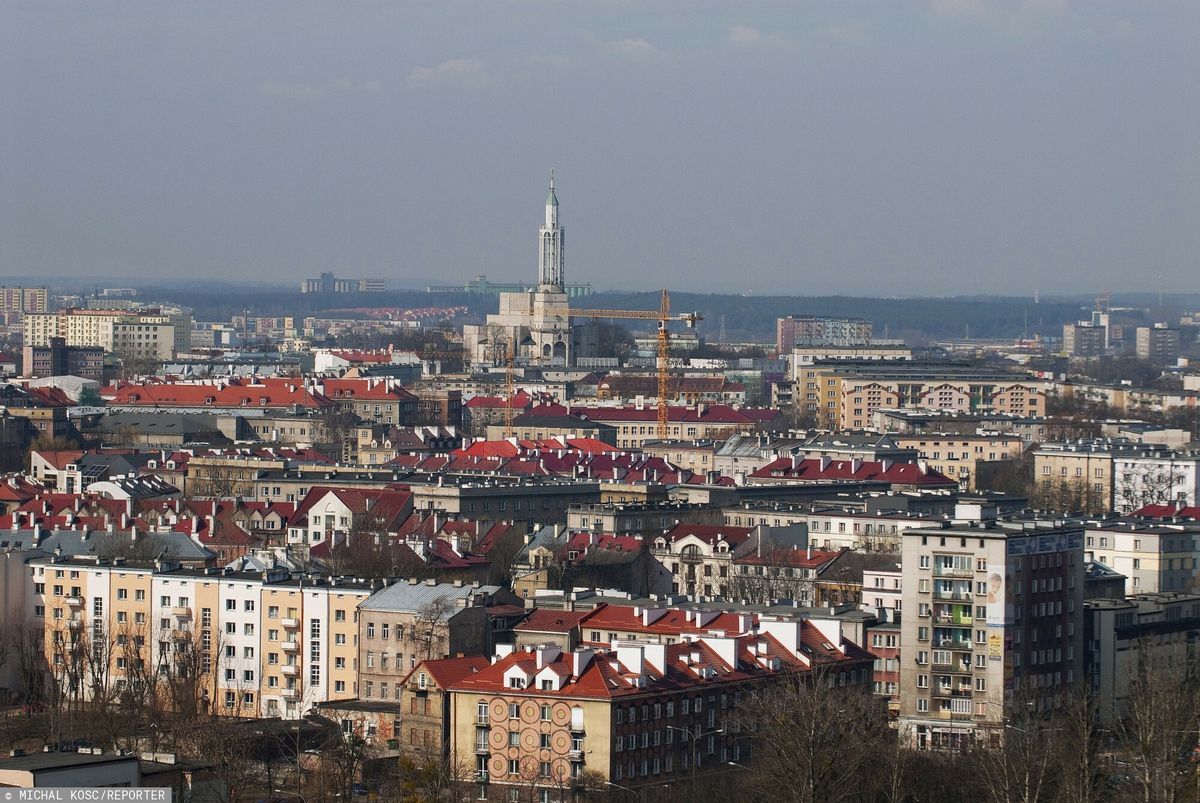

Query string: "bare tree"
[386, 754, 476, 803]
[412, 595, 457, 662]
[1115, 641, 1200, 803]
[971, 690, 1058, 803]
[729, 668, 888, 803]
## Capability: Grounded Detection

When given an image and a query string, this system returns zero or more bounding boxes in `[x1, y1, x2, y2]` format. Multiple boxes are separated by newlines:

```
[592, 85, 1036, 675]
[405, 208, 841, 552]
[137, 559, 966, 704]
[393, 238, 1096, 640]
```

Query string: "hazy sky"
[2, 1, 1198, 295]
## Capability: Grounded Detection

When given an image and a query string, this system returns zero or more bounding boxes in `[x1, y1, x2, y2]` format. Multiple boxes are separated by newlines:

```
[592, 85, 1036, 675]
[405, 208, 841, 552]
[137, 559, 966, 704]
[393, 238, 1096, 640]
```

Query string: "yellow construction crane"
[478, 333, 532, 439]
[572, 289, 702, 439]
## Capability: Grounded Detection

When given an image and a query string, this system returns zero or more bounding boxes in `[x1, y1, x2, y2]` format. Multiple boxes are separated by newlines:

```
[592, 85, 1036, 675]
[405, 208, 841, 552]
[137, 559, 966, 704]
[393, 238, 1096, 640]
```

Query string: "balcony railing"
[933, 566, 974, 578]
[568, 749, 583, 761]
[172, 606, 192, 618]
[65, 597, 83, 607]
[281, 665, 299, 676]
[281, 640, 299, 652]
[931, 589, 972, 601]
[936, 638, 973, 651]
[281, 618, 300, 629]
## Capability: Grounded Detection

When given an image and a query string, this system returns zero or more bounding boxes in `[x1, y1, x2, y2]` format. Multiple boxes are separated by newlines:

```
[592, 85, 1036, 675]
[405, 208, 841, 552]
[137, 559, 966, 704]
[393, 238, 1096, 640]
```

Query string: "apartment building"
[1063, 322, 1107, 357]
[1112, 451, 1200, 513]
[0, 286, 48, 315]
[445, 616, 873, 799]
[1084, 521, 1200, 595]
[648, 524, 752, 599]
[356, 580, 517, 708]
[862, 565, 902, 614]
[1084, 593, 1200, 725]
[776, 315, 873, 353]
[21, 337, 105, 380]
[1033, 440, 1159, 514]
[1135, 324, 1180, 364]
[24, 309, 190, 359]
[890, 433, 1025, 491]
[788, 362, 1046, 430]
[29, 557, 370, 719]
[899, 508, 1085, 749]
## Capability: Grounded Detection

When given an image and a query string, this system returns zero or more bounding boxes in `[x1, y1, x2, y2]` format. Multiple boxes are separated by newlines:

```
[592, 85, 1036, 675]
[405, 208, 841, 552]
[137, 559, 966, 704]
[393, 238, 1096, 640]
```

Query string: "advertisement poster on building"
[985, 564, 1005, 626]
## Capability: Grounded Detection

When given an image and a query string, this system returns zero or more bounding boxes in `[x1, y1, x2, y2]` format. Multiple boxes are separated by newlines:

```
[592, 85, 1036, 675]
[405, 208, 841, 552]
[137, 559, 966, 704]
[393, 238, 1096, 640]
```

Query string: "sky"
[1, 1, 1198, 296]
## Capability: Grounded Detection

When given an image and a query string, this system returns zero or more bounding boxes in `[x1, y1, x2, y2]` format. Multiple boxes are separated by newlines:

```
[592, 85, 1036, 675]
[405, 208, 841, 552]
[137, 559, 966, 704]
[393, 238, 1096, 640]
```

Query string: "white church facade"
[463, 175, 599, 368]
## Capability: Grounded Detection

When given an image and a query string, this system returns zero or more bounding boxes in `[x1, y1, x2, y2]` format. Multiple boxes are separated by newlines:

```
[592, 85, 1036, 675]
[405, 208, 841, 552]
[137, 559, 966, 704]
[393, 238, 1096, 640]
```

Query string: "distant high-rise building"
[22, 336, 104, 380]
[1134, 324, 1179, 364]
[1062, 321, 1107, 357]
[0, 286, 48, 315]
[776, 315, 873, 353]
[299, 272, 386, 293]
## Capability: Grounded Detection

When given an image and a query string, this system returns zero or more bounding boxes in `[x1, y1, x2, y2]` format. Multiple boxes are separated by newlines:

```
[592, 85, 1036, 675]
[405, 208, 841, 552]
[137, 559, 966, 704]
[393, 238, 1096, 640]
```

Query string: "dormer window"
[507, 676, 526, 689]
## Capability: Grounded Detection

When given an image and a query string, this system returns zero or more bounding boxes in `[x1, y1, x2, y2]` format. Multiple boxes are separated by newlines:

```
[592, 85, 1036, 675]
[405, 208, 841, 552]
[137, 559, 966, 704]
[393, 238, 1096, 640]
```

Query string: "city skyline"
[2, 1, 1198, 295]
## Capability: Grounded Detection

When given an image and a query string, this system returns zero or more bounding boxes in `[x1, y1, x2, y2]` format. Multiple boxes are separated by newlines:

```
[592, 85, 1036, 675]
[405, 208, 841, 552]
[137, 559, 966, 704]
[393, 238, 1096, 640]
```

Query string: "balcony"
[936, 638, 973, 651]
[476, 742, 490, 754]
[67, 619, 83, 630]
[931, 589, 972, 601]
[568, 750, 584, 761]
[171, 628, 193, 641]
[281, 640, 299, 652]
[172, 606, 192, 618]
[281, 688, 298, 700]
[934, 616, 972, 628]
[65, 597, 83, 607]
[475, 771, 489, 784]
[933, 565, 974, 578]
[281, 618, 300, 629]
[281, 665, 299, 677]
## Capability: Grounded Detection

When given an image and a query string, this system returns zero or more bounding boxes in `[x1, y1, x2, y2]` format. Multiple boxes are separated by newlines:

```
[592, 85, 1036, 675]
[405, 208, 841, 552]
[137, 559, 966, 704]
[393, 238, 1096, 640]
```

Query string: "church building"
[463, 175, 599, 368]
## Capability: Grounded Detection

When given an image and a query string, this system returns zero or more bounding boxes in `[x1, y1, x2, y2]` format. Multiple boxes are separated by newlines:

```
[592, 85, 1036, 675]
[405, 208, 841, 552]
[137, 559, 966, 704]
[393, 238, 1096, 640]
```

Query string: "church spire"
[538, 170, 564, 290]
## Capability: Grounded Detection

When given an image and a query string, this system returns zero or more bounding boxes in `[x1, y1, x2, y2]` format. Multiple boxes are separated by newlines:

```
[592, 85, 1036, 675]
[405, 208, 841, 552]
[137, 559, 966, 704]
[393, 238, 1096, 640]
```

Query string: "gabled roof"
[408, 655, 491, 689]
[750, 457, 955, 486]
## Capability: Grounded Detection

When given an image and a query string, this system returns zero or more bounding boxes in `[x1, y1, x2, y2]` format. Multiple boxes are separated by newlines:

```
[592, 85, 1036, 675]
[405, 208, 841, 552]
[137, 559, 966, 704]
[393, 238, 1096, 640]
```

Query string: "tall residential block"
[899, 506, 1084, 749]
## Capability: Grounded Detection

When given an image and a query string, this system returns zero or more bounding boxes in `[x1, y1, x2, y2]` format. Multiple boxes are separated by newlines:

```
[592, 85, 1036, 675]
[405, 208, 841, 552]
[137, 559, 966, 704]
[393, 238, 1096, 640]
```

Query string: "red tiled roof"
[1133, 504, 1200, 520]
[750, 457, 955, 486]
[408, 656, 491, 688]
[104, 380, 333, 409]
[464, 392, 532, 410]
[513, 608, 592, 634]
[662, 523, 752, 546]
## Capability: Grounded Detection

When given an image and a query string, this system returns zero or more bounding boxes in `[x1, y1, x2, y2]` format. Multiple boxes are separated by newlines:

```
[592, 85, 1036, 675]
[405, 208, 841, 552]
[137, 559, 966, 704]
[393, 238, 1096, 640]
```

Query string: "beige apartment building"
[30, 557, 369, 720]
[891, 433, 1025, 490]
[355, 580, 516, 710]
[790, 362, 1047, 430]
[1032, 440, 1158, 514]
[24, 308, 190, 360]
[899, 509, 1084, 749]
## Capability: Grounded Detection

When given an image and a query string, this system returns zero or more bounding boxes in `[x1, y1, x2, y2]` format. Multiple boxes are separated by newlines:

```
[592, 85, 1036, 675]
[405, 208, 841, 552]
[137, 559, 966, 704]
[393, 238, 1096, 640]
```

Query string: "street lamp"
[605, 780, 644, 803]
[666, 725, 724, 789]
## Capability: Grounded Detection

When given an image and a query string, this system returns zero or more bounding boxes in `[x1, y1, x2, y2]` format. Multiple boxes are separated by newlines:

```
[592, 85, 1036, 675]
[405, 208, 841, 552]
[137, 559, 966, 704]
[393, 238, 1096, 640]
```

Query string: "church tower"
[538, 171, 564, 290]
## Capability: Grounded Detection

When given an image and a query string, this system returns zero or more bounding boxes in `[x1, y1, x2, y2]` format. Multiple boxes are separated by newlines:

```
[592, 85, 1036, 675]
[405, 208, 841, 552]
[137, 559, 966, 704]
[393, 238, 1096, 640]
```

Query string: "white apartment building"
[23, 309, 189, 359]
[1084, 521, 1200, 595]
[1113, 452, 1200, 514]
[862, 566, 902, 614]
